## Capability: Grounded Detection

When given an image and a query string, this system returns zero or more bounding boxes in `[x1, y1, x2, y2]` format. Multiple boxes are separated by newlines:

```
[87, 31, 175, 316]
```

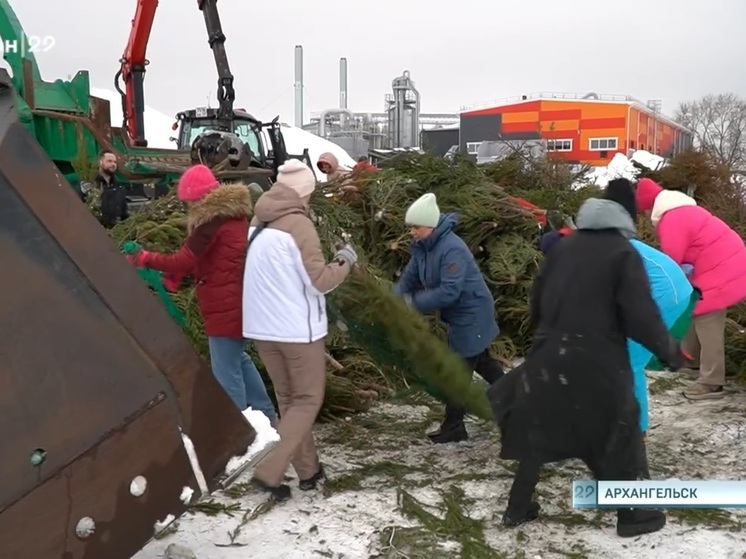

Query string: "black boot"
[427, 405, 468, 444]
[616, 508, 666, 537]
[502, 501, 540, 527]
[251, 476, 291, 502]
[299, 465, 325, 491]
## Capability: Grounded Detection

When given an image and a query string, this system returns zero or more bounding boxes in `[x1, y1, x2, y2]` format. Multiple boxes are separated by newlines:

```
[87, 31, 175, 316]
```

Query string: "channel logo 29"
[1, 36, 56, 55]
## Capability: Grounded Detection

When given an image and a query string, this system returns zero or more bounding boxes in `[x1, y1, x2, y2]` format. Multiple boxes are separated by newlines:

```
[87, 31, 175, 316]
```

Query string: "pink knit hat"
[178, 165, 220, 202]
[277, 159, 316, 198]
[635, 178, 663, 213]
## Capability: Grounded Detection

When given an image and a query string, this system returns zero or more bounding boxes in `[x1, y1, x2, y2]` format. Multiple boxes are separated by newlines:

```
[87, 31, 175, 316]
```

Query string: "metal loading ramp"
[0, 69, 257, 559]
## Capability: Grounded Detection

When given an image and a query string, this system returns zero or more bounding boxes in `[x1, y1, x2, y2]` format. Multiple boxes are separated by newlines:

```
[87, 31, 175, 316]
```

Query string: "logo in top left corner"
[1, 35, 56, 56]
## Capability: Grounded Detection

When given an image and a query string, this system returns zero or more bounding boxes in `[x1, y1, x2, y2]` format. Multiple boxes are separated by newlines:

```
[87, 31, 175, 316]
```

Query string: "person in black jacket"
[488, 195, 685, 537]
[85, 150, 128, 227]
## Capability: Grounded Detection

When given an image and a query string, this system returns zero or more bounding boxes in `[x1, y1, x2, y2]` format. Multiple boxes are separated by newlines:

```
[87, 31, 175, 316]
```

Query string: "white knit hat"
[405, 193, 440, 228]
[277, 159, 316, 198]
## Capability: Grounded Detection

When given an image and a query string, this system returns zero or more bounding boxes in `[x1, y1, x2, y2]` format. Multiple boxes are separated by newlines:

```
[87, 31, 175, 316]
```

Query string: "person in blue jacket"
[394, 193, 504, 444]
[603, 180, 698, 477]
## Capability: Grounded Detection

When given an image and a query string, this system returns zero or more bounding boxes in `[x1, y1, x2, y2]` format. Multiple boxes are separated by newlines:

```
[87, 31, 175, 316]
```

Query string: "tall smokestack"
[339, 57, 348, 109]
[294, 45, 304, 127]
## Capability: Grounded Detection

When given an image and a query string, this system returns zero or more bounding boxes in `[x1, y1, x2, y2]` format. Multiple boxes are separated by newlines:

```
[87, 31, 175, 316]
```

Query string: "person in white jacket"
[242, 159, 357, 501]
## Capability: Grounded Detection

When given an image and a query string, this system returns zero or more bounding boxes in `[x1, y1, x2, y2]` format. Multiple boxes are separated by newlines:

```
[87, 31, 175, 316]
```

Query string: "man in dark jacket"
[87, 150, 128, 227]
[488, 195, 685, 537]
[395, 193, 504, 443]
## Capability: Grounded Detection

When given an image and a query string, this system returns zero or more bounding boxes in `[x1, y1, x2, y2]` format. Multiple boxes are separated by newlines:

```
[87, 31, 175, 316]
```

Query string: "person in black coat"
[488, 195, 686, 537]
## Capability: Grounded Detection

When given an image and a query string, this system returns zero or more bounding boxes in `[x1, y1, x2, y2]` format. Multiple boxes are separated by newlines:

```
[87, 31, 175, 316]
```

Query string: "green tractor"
[0, 0, 313, 208]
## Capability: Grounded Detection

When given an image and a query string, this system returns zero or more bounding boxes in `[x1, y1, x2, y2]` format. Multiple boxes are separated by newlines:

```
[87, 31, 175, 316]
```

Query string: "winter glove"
[127, 250, 151, 268]
[334, 244, 358, 266]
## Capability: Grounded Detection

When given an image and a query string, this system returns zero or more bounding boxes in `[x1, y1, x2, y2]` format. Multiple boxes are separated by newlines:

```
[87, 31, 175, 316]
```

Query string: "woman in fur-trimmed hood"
[127, 164, 277, 422]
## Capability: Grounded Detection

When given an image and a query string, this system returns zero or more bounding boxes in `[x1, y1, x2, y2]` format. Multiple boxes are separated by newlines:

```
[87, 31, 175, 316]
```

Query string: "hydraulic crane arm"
[197, 0, 235, 130]
[115, 0, 158, 147]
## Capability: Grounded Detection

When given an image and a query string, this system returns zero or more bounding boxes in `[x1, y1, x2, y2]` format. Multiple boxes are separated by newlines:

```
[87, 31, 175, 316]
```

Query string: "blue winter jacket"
[394, 213, 499, 358]
[628, 239, 693, 431]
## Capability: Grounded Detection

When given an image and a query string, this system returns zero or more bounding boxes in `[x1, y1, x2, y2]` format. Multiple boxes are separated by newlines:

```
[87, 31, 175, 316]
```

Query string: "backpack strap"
[248, 222, 268, 245]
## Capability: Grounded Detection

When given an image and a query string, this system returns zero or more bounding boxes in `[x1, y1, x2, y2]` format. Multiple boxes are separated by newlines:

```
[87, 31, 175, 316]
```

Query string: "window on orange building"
[547, 139, 573, 152]
[589, 137, 618, 151]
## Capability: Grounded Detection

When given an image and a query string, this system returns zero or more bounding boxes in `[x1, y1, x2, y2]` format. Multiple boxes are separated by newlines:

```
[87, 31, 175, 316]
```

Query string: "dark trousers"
[507, 426, 644, 513]
[443, 349, 505, 426]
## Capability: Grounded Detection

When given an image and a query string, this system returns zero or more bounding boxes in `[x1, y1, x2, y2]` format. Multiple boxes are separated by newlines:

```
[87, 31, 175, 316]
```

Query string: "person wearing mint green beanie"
[395, 193, 504, 444]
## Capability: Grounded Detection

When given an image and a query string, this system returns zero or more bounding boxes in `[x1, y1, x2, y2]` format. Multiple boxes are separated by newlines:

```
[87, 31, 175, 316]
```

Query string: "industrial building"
[424, 92, 694, 166]
[293, 46, 458, 160]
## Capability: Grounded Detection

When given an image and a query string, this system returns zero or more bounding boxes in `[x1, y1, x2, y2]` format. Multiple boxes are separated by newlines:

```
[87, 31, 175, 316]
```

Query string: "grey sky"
[8, 0, 746, 124]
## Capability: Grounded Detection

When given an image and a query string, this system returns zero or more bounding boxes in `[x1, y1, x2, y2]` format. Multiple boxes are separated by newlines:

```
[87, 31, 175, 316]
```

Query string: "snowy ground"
[135, 370, 746, 559]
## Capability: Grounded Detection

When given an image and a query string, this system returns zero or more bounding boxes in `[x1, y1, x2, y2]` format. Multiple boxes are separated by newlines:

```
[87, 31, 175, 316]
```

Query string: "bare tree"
[675, 93, 746, 172]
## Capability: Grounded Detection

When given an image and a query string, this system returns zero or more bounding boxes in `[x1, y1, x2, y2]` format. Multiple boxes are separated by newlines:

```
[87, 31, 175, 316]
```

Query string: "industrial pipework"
[387, 70, 421, 149]
[294, 45, 303, 126]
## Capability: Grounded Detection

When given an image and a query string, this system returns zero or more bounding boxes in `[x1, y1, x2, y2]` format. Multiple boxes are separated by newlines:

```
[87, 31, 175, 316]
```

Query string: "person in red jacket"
[127, 165, 277, 423]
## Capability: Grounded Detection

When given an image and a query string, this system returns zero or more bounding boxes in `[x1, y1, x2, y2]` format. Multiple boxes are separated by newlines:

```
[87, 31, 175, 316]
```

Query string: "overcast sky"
[6, 0, 746, 125]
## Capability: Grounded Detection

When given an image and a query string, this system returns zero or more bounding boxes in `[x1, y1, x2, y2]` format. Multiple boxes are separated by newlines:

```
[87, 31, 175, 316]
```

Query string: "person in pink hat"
[636, 177, 746, 400]
[127, 164, 277, 423]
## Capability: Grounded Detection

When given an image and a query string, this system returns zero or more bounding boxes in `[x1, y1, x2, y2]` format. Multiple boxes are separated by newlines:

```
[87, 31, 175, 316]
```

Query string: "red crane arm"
[115, 0, 159, 147]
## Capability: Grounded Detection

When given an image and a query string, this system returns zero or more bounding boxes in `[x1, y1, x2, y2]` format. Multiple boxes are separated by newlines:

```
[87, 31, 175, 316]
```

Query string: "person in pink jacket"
[636, 178, 746, 400]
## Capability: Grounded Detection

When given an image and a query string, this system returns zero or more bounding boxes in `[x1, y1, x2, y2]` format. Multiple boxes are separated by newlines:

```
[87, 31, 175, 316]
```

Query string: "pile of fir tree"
[107, 152, 602, 418]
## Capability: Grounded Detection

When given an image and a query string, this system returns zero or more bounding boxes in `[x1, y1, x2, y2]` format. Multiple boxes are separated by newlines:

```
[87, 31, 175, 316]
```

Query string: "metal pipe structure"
[339, 57, 348, 109]
[388, 70, 421, 148]
[339, 57, 348, 127]
[294, 45, 303, 126]
[318, 108, 354, 137]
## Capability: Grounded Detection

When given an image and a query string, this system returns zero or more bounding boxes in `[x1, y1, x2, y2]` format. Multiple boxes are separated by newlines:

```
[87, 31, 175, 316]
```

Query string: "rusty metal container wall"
[0, 70, 256, 559]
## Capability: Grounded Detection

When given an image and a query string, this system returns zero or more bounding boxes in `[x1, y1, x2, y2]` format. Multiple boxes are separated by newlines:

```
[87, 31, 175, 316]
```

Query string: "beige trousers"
[682, 310, 727, 387]
[253, 338, 326, 486]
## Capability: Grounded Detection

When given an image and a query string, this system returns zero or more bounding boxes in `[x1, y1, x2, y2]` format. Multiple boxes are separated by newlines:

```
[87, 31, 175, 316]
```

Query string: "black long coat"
[489, 228, 680, 468]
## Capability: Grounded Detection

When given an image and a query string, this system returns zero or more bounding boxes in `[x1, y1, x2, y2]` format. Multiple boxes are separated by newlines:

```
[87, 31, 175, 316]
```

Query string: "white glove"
[402, 293, 414, 308]
[334, 244, 358, 266]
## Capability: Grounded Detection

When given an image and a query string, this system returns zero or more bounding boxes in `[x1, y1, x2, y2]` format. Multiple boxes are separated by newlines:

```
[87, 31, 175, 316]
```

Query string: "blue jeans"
[208, 336, 277, 422]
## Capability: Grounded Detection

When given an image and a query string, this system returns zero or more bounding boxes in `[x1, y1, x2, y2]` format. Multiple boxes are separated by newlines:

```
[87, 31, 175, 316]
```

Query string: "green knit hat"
[405, 193, 440, 228]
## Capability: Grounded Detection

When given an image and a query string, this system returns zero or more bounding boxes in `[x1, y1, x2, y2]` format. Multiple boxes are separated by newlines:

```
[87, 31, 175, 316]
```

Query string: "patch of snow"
[135, 380, 746, 559]
[75, 516, 96, 539]
[129, 475, 148, 497]
[179, 431, 209, 495]
[574, 150, 667, 189]
[154, 514, 176, 534]
[89, 88, 176, 150]
[179, 486, 194, 505]
[224, 408, 280, 475]
[630, 149, 666, 171]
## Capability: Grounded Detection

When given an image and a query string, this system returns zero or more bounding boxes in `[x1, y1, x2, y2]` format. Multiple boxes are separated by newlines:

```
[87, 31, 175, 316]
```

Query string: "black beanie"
[604, 178, 637, 221]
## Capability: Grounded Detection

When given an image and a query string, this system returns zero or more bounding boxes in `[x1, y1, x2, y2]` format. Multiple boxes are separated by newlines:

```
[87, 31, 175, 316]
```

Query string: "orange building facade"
[459, 93, 694, 166]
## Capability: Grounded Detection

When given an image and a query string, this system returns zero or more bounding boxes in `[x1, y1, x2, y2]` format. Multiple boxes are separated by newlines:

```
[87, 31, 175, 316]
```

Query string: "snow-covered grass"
[135, 370, 746, 559]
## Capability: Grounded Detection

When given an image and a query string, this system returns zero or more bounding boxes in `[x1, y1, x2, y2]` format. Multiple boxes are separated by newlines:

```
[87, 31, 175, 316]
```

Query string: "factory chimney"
[339, 57, 348, 109]
[294, 45, 304, 127]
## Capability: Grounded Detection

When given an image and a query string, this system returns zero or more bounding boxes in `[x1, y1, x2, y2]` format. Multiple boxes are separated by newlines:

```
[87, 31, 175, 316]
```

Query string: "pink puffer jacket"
[638, 179, 746, 316]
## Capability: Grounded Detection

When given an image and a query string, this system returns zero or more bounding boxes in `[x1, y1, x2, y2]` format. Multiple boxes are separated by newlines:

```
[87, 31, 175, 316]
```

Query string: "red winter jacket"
[143, 184, 251, 338]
